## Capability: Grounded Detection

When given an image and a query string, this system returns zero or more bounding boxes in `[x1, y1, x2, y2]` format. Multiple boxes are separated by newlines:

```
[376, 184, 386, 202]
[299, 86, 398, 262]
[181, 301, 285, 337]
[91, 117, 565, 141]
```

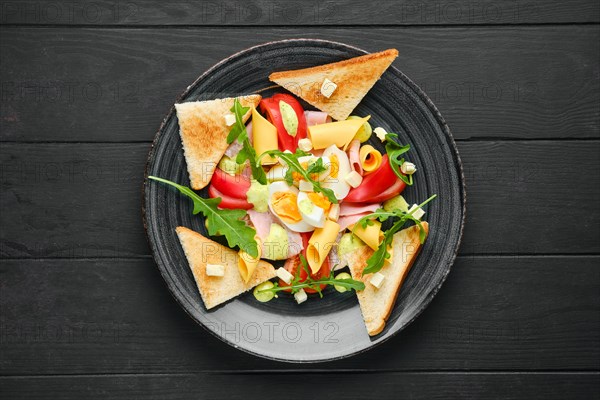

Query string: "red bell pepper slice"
[259, 93, 307, 151]
[344, 155, 402, 203]
[208, 185, 253, 210]
[211, 168, 250, 199]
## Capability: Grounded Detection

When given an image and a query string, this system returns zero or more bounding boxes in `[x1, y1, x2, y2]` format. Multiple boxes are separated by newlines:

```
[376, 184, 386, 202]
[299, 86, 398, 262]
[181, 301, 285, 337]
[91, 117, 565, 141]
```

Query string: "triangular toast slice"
[175, 226, 276, 310]
[269, 49, 398, 121]
[175, 95, 261, 190]
[345, 222, 429, 336]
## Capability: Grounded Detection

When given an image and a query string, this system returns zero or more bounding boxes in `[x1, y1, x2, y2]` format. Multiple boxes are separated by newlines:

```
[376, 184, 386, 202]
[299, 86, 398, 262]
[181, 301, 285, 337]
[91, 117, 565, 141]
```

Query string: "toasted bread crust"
[346, 222, 429, 336]
[175, 95, 261, 190]
[269, 49, 398, 121]
[175, 226, 275, 309]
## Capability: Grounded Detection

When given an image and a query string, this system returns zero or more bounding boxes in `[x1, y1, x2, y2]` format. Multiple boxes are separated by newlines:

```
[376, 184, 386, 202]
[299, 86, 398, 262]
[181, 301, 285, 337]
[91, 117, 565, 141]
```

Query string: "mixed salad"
[150, 92, 435, 304]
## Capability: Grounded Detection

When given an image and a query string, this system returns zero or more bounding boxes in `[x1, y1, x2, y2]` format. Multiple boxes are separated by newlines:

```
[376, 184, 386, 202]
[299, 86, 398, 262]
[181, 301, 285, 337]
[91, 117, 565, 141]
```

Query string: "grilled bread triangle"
[345, 222, 429, 336]
[269, 49, 398, 121]
[175, 226, 276, 310]
[175, 95, 261, 190]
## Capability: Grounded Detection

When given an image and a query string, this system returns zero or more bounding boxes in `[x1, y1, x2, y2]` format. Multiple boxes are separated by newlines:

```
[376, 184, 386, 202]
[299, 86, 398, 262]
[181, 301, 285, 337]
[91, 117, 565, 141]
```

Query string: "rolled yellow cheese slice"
[306, 220, 340, 274]
[238, 238, 262, 283]
[359, 145, 382, 174]
[308, 116, 370, 150]
[252, 108, 278, 165]
[350, 219, 384, 251]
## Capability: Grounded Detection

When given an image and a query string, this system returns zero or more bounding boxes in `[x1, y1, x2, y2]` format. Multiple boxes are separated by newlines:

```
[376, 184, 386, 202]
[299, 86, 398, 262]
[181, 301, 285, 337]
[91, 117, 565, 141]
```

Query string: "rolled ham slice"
[305, 111, 331, 127]
[339, 202, 381, 216]
[347, 139, 363, 175]
[247, 209, 274, 240]
[224, 121, 252, 158]
[286, 229, 303, 258]
[337, 212, 371, 231]
[246, 209, 303, 258]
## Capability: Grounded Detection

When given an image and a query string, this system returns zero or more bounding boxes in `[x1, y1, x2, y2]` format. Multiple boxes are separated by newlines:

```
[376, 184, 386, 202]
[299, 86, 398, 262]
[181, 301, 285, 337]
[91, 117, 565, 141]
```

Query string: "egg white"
[322, 145, 352, 200]
[297, 191, 326, 228]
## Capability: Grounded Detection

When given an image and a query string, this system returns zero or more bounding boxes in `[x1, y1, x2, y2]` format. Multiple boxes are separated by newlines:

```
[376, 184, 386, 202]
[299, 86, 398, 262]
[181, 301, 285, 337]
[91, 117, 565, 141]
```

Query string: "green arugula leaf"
[227, 99, 267, 184]
[258, 252, 365, 299]
[385, 132, 414, 186]
[258, 149, 338, 204]
[258, 269, 365, 297]
[227, 101, 250, 144]
[148, 176, 259, 258]
[360, 194, 437, 275]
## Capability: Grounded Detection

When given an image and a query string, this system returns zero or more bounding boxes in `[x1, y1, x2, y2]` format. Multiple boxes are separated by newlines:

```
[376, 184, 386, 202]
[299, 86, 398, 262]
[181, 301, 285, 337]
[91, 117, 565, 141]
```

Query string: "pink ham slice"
[246, 209, 303, 258]
[224, 121, 252, 158]
[337, 212, 371, 231]
[305, 111, 331, 126]
[339, 202, 381, 216]
[286, 229, 303, 258]
[347, 139, 363, 175]
[247, 209, 274, 240]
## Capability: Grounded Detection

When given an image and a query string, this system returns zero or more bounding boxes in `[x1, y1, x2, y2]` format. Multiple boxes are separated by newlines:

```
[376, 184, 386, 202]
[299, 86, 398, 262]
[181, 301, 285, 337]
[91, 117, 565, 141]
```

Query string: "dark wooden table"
[1, 1, 599, 398]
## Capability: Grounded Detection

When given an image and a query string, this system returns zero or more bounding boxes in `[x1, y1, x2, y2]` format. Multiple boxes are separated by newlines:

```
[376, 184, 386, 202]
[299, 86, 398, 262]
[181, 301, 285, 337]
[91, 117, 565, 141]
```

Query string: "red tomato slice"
[211, 168, 251, 199]
[366, 178, 406, 203]
[208, 185, 253, 209]
[345, 155, 400, 203]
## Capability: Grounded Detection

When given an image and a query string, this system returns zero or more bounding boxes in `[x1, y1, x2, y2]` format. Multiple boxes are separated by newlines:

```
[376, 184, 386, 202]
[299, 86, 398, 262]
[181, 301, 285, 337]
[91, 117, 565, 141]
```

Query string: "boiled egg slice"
[297, 155, 332, 182]
[297, 191, 328, 228]
[267, 164, 286, 182]
[268, 181, 315, 232]
[322, 145, 352, 200]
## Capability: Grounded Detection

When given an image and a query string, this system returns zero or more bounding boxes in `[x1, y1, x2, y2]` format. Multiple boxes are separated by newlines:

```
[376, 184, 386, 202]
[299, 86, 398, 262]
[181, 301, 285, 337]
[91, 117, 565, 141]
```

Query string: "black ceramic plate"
[143, 39, 465, 363]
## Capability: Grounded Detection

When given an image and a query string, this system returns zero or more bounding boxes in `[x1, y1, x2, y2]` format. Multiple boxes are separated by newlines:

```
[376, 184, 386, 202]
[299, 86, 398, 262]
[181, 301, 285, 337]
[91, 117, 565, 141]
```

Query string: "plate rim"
[142, 38, 467, 363]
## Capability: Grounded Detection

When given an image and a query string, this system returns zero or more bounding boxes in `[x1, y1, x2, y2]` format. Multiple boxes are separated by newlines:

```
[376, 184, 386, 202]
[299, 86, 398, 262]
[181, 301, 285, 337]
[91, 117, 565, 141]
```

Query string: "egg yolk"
[329, 154, 339, 178]
[292, 160, 320, 182]
[307, 192, 331, 212]
[271, 192, 302, 223]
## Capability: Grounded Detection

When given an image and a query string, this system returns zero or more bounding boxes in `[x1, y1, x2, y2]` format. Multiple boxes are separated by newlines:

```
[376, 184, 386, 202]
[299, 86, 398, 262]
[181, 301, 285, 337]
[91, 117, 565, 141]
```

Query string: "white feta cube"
[320, 78, 337, 98]
[294, 288, 308, 304]
[224, 113, 236, 127]
[276, 267, 294, 284]
[298, 138, 313, 152]
[374, 127, 387, 142]
[328, 203, 340, 221]
[401, 162, 417, 175]
[344, 171, 363, 188]
[370, 272, 385, 289]
[299, 180, 314, 192]
[206, 263, 225, 277]
[408, 204, 425, 220]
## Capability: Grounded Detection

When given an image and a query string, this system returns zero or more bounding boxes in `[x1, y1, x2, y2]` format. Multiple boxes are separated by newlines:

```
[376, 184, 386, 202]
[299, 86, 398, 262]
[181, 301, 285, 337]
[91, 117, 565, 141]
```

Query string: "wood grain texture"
[1, 256, 598, 374]
[1, 0, 598, 25]
[1, 372, 599, 400]
[1, 26, 598, 142]
[2, 141, 598, 258]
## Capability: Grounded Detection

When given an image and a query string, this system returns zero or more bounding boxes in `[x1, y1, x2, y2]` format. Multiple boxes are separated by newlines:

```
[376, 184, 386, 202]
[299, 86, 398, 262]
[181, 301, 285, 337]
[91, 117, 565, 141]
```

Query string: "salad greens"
[259, 148, 338, 204]
[226, 99, 267, 185]
[148, 176, 259, 258]
[258, 254, 365, 298]
[356, 194, 437, 275]
[385, 132, 413, 186]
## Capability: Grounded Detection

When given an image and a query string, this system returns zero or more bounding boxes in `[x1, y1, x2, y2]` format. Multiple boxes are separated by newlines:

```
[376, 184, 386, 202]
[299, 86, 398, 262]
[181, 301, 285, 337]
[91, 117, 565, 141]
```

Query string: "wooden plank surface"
[1, 26, 598, 142]
[1, 372, 599, 400]
[1, 0, 598, 25]
[1, 256, 598, 375]
[2, 141, 598, 258]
